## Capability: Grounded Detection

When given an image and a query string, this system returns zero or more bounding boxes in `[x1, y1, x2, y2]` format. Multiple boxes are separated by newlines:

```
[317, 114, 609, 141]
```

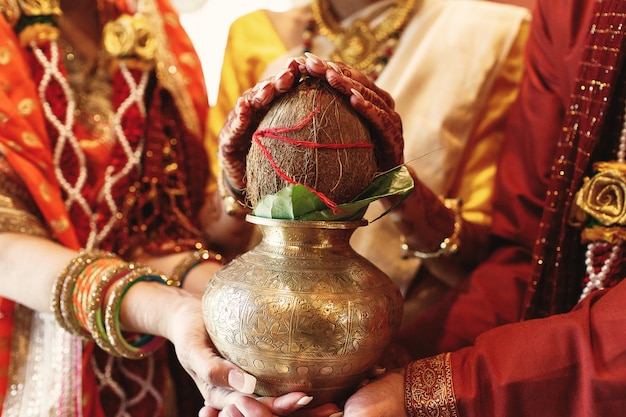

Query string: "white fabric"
[3, 309, 82, 417]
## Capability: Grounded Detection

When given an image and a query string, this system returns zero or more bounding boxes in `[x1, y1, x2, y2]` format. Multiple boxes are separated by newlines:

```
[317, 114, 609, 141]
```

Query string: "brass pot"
[202, 215, 403, 405]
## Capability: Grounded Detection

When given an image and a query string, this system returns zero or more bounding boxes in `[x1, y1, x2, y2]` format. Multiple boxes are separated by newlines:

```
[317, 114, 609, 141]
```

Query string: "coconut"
[245, 77, 378, 208]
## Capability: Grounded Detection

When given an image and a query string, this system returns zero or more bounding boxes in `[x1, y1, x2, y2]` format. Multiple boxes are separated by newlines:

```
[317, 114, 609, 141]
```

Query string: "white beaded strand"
[32, 41, 92, 219]
[33, 39, 149, 250]
[89, 62, 149, 249]
[579, 99, 626, 301]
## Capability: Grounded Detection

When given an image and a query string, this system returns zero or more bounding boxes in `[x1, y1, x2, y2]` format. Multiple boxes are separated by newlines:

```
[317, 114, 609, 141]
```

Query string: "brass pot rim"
[246, 215, 368, 230]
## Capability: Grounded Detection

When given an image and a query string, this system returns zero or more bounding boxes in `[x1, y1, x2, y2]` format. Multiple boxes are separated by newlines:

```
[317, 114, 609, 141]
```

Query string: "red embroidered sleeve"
[404, 353, 459, 417]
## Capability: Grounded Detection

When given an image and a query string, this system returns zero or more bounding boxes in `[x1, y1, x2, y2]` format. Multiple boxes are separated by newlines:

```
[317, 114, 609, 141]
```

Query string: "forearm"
[0, 232, 74, 313]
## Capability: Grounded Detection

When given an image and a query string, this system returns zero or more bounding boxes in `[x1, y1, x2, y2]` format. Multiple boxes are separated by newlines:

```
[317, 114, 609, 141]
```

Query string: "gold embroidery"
[0, 47, 11, 65]
[21, 131, 38, 147]
[16, 0, 60, 16]
[405, 353, 459, 417]
[0, 0, 20, 25]
[7, 140, 22, 152]
[0, 157, 49, 236]
[49, 216, 69, 233]
[17, 98, 34, 117]
[39, 181, 52, 202]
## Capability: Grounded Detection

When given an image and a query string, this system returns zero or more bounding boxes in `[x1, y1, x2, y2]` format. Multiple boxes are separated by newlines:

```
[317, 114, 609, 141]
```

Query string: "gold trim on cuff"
[405, 352, 459, 417]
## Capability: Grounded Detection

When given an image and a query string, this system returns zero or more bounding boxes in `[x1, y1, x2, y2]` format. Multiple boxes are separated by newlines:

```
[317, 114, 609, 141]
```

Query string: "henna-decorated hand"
[217, 53, 405, 192]
[217, 62, 300, 191]
[300, 52, 404, 172]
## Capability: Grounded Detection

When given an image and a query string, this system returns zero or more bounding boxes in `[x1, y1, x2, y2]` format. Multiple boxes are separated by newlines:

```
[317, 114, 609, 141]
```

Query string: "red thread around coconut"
[251, 90, 373, 213]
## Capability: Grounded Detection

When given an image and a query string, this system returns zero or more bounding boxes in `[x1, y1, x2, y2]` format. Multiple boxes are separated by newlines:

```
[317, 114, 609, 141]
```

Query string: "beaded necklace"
[306, 0, 415, 80]
[18, 2, 156, 250]
[578, 103, 626, 301]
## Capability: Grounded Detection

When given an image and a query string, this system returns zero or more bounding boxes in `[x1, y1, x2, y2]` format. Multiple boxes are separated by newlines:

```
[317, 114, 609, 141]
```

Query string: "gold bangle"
[86, 263, 133, 355]
[51, 249, 116, 339]
[103, 266, 168, 359]
[169, 249, 223, 287]
[401, 198, 462, 259]
[217, 170, 249, 216]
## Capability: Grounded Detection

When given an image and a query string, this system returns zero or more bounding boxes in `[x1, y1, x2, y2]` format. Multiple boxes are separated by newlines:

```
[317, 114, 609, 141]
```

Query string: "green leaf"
[253, 184, 327, 219]
[252, 165, 415, 221]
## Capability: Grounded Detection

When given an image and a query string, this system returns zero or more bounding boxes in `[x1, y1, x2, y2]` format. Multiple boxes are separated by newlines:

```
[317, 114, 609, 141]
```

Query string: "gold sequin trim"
[0, 159, 48, 237]
[405, 353, 459, 417]
[17, 98, 34, 117]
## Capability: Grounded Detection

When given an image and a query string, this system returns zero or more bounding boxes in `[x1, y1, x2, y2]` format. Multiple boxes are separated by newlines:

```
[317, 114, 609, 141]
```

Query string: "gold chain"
[311, 0, 415, 76]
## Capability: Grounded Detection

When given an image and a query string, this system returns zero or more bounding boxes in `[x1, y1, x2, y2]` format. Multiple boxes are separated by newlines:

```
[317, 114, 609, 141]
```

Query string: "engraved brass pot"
[202, 215, 403, 405]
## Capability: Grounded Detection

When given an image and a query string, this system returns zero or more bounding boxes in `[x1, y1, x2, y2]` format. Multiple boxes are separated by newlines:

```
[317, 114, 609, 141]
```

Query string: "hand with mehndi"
[217, 53, 405, 193]
[298, 52, 404, 172]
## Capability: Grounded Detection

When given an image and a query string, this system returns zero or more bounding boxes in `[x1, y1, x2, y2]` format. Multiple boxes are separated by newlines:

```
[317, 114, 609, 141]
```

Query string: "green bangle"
[103, 266, 168, 359]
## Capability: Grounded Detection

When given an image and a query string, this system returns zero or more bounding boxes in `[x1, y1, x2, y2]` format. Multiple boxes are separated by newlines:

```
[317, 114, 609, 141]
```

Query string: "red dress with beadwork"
[399, 0, 626, 415]
[0, 0, 209, 415]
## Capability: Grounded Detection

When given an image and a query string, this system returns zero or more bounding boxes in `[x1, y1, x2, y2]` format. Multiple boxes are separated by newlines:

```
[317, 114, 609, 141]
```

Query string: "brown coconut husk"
[246, 77, 378, 208]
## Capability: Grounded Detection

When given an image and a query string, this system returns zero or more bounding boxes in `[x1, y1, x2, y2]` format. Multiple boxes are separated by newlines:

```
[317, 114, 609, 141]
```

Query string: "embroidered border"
[405, 352, 459, 417]
[0, 159, 49, 237]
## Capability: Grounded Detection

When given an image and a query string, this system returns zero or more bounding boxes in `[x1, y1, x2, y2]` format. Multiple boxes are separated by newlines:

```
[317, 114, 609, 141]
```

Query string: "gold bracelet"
[51, 249, 116, 339]
[103, 265, 168, 359]
[86, 263, 133, 356]
[217, 170, 249, 216]
[168, 249, 223, 287]
[401, 198, 462, 259]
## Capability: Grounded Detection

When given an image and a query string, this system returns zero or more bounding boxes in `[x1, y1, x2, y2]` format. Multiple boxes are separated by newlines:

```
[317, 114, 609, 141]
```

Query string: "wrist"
[218, 170, 250, 215]
[401, 198, 462, 259]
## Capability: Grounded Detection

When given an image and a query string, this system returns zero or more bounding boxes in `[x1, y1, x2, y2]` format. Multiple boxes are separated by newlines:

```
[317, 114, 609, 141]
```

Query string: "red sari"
[400, 0, 626, 415]
[0, 0, 209, 415]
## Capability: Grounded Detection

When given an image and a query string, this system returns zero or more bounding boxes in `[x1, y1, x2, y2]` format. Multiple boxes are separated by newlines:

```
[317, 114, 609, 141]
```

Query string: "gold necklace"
[311, 0, 415, 78]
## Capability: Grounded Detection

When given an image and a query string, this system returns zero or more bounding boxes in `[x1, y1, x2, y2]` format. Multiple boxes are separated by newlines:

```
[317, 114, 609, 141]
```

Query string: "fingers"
[191, 355, 256, 397]
[257, 392, 314, 414]
[296, 52, 404, 170]
[289, 402, 344, 417]
[218, 67, 299, 190]
[349, 88, 404, 170]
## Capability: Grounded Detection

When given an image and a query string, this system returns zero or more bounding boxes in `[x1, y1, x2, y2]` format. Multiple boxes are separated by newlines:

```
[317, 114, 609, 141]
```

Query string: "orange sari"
[0, 0, 209, 414]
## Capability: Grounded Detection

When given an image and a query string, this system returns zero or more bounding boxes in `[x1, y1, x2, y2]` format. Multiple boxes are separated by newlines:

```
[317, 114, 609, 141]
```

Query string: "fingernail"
[350, 88, 365, 102]
[257, 80, 272, 93]
[297, 396, 314, 406]
[294, 56, 307, 65]
[372, 365, 386, 376]
[327, 61, 343, 75]
[329, 413, 344, 417]
[228, 370, 256, 394]
[304, 51, 325, 66]
[275, 68, 293, 83]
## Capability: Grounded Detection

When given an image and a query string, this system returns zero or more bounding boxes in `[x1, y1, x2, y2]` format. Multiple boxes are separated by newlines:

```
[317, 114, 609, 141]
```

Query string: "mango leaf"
[252, 184, 327, 219]
[252, 165, 415, 221]
[299, 165, 415, 221]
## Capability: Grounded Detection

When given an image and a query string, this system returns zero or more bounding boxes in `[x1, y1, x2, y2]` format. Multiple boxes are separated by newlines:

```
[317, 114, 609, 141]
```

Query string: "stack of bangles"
[50, 248, 222, 359]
